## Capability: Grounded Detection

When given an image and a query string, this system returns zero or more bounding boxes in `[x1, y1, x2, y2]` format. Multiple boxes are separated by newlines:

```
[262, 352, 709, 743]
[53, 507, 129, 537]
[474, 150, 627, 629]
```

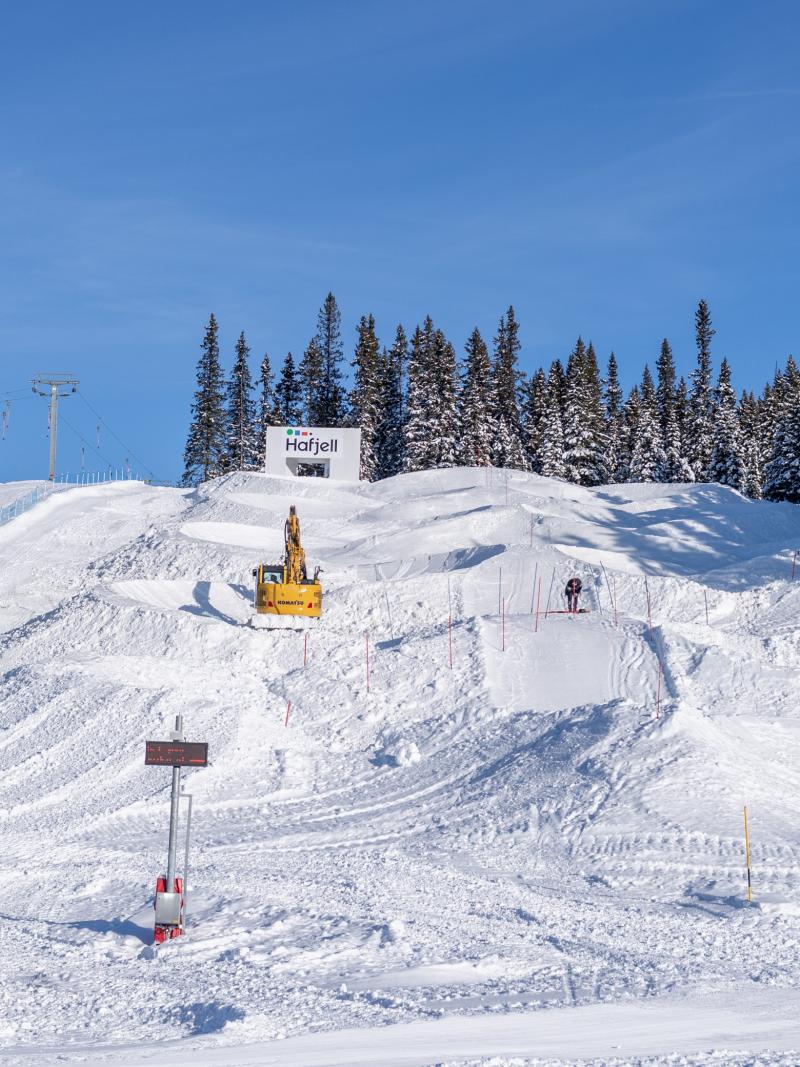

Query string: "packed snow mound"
[1, 468, 800, 1064]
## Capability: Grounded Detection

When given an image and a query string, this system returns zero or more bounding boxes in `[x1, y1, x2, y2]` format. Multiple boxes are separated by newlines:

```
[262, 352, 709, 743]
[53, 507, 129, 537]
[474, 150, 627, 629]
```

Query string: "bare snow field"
[1, 467, 800, 1065]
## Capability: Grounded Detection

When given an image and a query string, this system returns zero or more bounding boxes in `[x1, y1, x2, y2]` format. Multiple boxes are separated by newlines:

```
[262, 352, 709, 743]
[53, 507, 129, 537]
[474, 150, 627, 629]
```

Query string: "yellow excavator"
[252, 505, 322, 625]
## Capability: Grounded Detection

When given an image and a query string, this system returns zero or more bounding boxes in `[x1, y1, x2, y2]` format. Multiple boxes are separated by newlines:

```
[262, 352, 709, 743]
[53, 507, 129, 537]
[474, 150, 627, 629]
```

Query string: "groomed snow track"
[1, 469, 800, 1066]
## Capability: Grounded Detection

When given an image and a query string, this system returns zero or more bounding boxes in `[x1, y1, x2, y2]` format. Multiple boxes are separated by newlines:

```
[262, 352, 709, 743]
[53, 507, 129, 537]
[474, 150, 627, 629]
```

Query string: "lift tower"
[31, 375, 79, 481]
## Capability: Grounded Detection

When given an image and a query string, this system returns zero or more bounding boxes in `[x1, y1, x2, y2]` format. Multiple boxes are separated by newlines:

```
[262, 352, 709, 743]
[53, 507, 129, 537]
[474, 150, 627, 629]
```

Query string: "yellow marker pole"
[744, 805, 753, 902]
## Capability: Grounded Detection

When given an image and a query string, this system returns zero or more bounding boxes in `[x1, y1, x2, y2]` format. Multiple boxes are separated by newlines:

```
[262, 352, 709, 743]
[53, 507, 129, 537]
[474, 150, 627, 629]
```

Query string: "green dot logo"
[287, 429, 294, 435]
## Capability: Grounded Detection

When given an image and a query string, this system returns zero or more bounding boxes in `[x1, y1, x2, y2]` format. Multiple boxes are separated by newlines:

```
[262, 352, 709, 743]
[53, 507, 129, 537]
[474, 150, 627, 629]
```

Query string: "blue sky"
[1, 0, 799, 481]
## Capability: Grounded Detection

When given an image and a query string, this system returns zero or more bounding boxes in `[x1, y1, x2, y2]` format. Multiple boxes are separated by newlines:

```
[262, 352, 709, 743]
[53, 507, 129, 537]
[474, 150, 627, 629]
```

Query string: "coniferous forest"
[182, 294, 799, 503]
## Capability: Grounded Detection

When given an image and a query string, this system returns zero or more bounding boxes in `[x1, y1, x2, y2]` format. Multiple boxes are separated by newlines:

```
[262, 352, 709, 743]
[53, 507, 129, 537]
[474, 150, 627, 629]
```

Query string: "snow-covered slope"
[1, 468, 800, 1066]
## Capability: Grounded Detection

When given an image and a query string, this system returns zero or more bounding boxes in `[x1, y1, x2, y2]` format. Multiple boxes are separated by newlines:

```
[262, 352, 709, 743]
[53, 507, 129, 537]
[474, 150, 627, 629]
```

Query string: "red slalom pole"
[534, 575, 542, 633]
[365, 631, 370, 692]
[284, 700, 292, 727]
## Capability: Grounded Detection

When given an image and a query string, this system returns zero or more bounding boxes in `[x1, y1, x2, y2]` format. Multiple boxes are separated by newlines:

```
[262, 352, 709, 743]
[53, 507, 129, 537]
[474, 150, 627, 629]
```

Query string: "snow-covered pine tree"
[255, 352, 282, 465]
[584, 341, 608, 482]
[314, 292, 346, 425]
[654, 339, 691, 482]
[687, 299, 716, 481]
[350, 314, 383, 481]
[539, 364, 566, 479]
[490, 306, 527, 469]
[708, 358, 743, 489]
[739, 391, 763, 499]
[655, 338, 676, 434]
[376, 324, 407, 479]
[459, 327, 494, 466]
[562, 337, 608, 485]
[403, 319, 437, 472]
[627, 366, 665, 482]
[673, 377, 695, 483]
[548, 358, 567, 416]
[430, 327, 460, 467]
[299, 339, 325, 424]
[764, 356, 800, 501]
[225, 331, 259, 471]
[604, 352, 624, 482]
[182, 313, 227, 485]
[274, 351, 303, 425]
[521, 368, 547, 473]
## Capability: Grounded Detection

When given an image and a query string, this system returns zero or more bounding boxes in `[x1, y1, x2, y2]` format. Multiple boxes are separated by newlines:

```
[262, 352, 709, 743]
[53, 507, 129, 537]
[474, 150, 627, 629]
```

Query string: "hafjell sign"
[264, 425, 361, 482]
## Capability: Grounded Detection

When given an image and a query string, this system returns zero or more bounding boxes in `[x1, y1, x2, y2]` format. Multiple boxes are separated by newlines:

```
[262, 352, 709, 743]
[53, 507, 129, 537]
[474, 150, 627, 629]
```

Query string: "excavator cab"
[252, 506, 322, 623]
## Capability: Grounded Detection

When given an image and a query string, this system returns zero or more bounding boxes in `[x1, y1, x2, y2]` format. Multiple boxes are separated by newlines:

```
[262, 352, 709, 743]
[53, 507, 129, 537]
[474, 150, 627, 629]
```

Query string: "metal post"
[181, 793, 193, 926]
[48, 384, 58, 481]
[165, 714, 183, 890]
[32, 375, 78, 482]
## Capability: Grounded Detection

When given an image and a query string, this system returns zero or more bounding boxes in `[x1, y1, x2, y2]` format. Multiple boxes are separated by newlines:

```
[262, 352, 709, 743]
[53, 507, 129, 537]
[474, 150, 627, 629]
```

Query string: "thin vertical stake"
[544, 569, 555, 619]
[535, 575, 542, 633]
[744, 805, 753, 902]
[502, 597, 506, 651]
[498, 568, 502, 616]
[613, 575, 618, 627]
[284, 700, 292, 727]
[703, 590, 710, 627]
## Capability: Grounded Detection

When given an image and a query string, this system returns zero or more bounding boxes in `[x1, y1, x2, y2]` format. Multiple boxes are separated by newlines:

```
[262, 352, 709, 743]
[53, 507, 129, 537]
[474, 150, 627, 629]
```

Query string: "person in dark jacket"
[564, 576, 582, 613]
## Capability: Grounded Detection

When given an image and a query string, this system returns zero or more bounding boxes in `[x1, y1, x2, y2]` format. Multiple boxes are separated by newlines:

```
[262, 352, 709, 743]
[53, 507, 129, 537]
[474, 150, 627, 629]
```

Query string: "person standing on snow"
[564, 576, 582, 613]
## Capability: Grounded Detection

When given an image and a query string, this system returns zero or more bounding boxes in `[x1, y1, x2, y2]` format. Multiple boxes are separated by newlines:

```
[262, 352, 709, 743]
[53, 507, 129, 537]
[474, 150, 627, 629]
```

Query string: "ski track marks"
[0, 469, 800, 1064]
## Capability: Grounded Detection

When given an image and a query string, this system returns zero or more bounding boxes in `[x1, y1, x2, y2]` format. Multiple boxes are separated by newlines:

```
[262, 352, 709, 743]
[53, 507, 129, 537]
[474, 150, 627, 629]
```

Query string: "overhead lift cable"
[76, 391, 157, 481]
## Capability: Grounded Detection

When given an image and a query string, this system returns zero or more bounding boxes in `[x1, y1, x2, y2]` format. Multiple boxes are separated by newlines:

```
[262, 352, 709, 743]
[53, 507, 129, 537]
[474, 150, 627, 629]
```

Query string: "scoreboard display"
[145, 741, 209, 767]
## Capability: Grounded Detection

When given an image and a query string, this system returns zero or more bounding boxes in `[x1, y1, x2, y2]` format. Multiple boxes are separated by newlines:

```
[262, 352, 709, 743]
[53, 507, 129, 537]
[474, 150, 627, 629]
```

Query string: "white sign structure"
[265, 426, 362, 481]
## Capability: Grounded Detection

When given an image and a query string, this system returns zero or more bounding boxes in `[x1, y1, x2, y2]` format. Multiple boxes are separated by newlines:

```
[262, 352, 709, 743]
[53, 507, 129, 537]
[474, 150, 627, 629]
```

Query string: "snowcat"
[251, 505, 322, 628]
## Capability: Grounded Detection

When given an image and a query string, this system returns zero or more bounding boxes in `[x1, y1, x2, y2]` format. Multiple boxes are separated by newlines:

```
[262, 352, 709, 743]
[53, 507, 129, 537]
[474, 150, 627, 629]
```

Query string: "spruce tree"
[226, 331, 259, 471]
[376, 324, 407, 478]
[627, 368, 665, 482]
[539, 364, 566, 479]
[256, 352, 281, 465]
[350, 314, 383, 481]
[300, 339, 325, 424]
[430, 327, 460, 467]
[764, 356, 800, 500]
[521, 368, 548, 473]
[562, 337, 607, 485]
[274, 351, 303, 425]
[739, 391, 763, 499]
[687, 299, 716, 481]
[604, 353, 624, 482]
[403, 319, 436, 472]
[672, 377, 695, 482]
[182, 313, 227, 485]
[459, 327, 494, 466]
[655, 338, 689, 481]
[491, 306, 526, 468]
[655, 338, 676, 434]
[708, 358, 742, 488]
[314, 291, 346, 425]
